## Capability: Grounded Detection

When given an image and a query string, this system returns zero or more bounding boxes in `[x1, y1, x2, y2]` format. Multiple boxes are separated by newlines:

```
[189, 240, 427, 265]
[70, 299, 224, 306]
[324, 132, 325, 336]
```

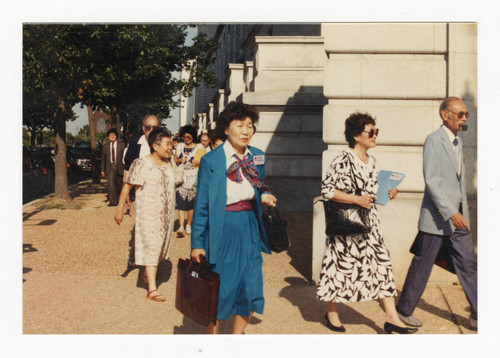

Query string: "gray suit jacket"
[101, 141, 126, 176]
[418, 126, 469, 236]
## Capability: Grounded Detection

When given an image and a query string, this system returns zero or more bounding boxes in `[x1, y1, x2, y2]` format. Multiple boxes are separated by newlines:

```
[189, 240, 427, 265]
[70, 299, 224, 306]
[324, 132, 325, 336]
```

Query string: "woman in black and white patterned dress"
[316, 113, 417, 334]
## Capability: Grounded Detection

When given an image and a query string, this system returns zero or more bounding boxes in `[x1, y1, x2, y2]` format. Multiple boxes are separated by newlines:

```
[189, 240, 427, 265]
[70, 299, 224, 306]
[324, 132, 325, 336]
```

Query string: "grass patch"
[36, 197, 84, 210]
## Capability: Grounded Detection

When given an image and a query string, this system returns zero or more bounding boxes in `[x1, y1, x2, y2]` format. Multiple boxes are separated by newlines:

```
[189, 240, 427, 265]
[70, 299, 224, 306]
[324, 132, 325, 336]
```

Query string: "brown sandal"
[146, 289, 166, 302]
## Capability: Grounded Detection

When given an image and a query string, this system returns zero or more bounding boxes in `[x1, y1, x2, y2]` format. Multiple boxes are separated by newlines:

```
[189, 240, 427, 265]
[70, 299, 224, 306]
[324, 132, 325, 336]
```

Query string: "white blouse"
[223, 141, 256, 205]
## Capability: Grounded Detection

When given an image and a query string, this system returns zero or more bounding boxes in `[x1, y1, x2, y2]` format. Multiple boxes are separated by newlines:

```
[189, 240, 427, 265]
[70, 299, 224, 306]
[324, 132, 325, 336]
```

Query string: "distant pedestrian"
[316, 112, 417, 334]
[209, 130, 223, 150]
[396, 97, 477, 330]
[174, 125, 205, 237]
[115, 127, 176, 302]
[101, 128, 126, 206]
[198, 132, 211, 153]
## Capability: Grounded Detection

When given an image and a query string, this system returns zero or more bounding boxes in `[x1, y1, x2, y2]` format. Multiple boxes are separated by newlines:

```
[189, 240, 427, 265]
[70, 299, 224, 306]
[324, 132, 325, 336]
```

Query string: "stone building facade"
[188, 23, 477, 283]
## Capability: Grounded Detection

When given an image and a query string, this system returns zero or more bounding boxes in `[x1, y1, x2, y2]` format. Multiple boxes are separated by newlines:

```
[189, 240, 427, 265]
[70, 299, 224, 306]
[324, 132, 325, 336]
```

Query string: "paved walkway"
[22, 179, 476, 335]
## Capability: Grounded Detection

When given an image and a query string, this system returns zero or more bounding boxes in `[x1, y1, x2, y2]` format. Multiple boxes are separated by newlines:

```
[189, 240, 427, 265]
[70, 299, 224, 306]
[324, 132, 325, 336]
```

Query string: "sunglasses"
[362, 128, 379, 138]
[446, 109, 470, 119]
[144, 125, 159, 131]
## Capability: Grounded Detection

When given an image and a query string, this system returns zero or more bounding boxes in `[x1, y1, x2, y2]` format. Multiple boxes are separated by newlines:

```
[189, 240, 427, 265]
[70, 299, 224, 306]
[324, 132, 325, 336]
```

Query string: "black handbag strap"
[266, 206, 280, 217]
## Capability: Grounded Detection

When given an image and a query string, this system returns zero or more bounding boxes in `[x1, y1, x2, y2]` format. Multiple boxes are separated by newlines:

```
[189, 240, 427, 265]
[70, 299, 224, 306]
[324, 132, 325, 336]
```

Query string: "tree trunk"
[87, 102, 100, 183]
[54, 99, 70, 200]
[87, 103, 97, 153]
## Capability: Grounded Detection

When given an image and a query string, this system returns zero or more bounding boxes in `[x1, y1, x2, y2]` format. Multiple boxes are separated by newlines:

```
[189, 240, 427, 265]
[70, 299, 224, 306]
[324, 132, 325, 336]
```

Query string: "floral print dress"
[316, 149, 397, 303]
[126, 157, 175, 266]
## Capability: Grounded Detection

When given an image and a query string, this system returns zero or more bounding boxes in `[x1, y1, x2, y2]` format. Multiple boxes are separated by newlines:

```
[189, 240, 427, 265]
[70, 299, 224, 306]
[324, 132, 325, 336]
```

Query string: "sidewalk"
[22, 179, 476, 335]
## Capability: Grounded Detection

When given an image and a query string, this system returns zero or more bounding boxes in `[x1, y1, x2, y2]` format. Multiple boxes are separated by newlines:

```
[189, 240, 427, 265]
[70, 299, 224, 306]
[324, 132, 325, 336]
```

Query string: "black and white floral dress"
[316, 149, 396, 303]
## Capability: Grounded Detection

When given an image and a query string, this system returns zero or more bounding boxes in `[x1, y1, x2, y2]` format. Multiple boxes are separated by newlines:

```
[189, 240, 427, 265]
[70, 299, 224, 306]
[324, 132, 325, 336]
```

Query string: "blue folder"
[375, 170, 406, 205]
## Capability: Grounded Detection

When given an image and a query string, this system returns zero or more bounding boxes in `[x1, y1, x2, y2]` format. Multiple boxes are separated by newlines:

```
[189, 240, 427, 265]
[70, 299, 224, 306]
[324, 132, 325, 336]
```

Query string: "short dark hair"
[215, 101, 259, 141]
[344, 112, 376, 148]
[179, 125, 198, 143]
[148, 127, 172, 153]
[107, 128, 118, 137]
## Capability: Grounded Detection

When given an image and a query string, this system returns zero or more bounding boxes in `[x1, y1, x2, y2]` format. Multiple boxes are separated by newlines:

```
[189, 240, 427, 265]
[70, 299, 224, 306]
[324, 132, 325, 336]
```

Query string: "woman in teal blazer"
[191, 101, 277, 334]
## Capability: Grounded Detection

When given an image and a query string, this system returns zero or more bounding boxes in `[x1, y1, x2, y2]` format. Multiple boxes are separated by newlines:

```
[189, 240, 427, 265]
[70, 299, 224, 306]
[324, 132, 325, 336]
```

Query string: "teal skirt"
[209, 209, 264, 320]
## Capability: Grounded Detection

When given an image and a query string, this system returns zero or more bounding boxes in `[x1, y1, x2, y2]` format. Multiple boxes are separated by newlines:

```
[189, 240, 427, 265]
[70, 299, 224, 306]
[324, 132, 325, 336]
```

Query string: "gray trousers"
[396, 228, 477, 320]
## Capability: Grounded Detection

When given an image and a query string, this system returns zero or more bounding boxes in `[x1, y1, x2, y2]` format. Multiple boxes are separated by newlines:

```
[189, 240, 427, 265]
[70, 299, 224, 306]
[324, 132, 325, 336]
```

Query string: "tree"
[24, 25, 82, 199]
[23, 24, 219, 199]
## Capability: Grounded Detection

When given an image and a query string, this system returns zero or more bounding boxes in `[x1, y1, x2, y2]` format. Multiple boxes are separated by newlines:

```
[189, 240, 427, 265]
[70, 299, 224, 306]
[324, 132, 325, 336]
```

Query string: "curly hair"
[344, 112, 376, 148]
[215, 101, 259, 141]
[179, 125, 198, 143]
[148, 126, 172, 153]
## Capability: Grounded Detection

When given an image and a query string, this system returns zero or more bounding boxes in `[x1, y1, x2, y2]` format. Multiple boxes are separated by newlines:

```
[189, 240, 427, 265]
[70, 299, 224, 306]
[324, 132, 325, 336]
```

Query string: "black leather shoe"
[325, 313, 346, 333]
[384, 322, 418, 334]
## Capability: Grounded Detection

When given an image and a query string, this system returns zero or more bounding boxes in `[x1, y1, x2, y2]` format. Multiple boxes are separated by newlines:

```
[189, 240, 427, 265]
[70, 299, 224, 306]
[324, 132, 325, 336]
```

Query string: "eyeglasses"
[144, 125, 159, 131]
[362, 128, 379, 138]
[446, 109, 470, 119]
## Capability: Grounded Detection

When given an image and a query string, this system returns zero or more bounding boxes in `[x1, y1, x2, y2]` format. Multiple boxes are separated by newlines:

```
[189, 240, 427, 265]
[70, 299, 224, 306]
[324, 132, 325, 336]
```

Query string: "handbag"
[323, 152, 372, 237]
[175, 258, 220, 326]
[323, 200, 371, 236]
[261, 207, 290, 253]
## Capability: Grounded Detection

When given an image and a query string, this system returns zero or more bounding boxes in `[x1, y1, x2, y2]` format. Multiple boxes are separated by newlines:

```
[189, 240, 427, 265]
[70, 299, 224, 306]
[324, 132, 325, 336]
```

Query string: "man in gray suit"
[101, 128, 126, 206]
[396, 97, 477, 329]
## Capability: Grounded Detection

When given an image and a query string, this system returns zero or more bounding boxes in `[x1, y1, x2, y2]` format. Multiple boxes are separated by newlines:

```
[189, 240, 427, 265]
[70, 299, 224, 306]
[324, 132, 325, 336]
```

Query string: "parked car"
[70, 141, 101, 172]
[23, 146, 55, 174]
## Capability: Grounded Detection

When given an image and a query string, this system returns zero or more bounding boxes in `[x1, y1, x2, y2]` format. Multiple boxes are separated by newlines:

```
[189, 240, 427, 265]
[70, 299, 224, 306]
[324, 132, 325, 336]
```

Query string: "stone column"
[244, 60, 255, 92]
[218, 89, 226, 113]
[208, 103, 215, 130]
[226, 63, 245, 102]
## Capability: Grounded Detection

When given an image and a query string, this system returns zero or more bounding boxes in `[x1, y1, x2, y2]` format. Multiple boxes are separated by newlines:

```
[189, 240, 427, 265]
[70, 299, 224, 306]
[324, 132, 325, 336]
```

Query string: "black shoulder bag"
[323, 155, 372, 236]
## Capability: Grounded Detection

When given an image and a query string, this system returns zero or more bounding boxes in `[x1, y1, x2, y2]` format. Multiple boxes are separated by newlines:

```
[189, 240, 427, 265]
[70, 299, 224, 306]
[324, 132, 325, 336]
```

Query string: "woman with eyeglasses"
[316, 112, 417, 334]
[175, 125, 205, 237]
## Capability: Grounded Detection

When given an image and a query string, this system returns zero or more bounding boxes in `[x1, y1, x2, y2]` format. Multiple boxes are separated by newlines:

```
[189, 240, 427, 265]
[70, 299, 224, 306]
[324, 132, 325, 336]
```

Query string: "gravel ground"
[19, 179, 479, 355]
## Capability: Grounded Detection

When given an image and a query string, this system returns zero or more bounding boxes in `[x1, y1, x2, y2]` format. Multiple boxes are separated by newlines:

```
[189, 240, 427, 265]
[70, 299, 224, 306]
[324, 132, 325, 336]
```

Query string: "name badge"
[253, 155, 265, 165]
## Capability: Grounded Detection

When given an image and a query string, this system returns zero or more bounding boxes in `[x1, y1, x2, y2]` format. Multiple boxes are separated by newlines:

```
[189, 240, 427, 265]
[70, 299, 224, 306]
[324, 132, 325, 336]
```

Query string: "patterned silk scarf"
[226, 154, 270, 193]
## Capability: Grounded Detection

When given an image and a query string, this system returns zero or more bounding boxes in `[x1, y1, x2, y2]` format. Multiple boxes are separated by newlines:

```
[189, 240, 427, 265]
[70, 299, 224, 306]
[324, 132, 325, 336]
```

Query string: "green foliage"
[23, 23, 219, 134]
[70, 125, 107, 145]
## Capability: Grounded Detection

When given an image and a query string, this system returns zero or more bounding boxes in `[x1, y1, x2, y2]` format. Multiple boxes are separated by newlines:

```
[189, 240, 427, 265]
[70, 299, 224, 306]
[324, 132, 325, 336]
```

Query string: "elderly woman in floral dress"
[115, 127, 176, 302]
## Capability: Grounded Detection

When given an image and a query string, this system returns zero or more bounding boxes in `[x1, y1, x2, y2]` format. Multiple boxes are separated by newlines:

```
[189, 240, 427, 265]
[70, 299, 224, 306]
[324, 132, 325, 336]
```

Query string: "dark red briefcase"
[175, 258, 220, 326]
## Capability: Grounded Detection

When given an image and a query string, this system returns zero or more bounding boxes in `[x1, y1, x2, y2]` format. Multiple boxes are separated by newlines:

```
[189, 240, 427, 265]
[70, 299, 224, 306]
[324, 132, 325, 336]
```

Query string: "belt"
[225, 200, 253, 212]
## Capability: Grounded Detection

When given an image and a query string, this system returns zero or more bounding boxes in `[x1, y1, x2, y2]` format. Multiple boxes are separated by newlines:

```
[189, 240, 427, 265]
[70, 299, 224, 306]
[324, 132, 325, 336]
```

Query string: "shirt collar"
[441, 124, 457, 144]
[138, 134, 148, 145]
[223, 140, 252, 161]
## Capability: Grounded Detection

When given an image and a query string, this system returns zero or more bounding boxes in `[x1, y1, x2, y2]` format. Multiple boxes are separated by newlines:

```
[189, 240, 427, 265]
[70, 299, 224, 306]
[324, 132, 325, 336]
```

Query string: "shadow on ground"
[173, 314, 262, 334]
[69, 180, 107, 199]
[120, 259, 173, 291]
[279, 276, 386, 334]
[23, 244, 38, 283]
[281, 212, 313, 282]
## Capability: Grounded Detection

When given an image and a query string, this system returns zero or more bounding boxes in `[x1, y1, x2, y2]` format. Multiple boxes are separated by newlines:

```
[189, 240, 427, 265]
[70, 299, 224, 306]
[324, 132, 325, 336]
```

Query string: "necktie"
[226, 154, 270, 193]
[453, 138, 461, 173]
[112, 142, 115, 163]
